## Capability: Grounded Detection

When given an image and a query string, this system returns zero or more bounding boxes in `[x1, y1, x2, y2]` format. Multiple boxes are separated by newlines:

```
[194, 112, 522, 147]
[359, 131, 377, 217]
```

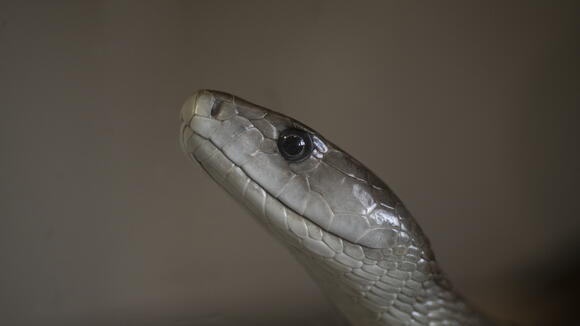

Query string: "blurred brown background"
[1, 1, 579, 326]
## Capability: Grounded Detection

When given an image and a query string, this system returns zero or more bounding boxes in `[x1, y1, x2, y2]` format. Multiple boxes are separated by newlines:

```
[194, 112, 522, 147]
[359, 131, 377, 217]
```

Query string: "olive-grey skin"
[180, 90, 494, 326]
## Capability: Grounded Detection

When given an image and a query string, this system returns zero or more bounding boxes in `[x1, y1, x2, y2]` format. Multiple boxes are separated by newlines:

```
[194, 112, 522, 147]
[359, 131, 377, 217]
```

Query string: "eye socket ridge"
[277, 128, 313, 162]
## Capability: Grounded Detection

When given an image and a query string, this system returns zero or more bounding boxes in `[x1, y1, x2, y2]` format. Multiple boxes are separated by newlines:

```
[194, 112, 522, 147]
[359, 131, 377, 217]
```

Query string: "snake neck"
[240, 191, 493, 326]
[291, 241, 490, 326]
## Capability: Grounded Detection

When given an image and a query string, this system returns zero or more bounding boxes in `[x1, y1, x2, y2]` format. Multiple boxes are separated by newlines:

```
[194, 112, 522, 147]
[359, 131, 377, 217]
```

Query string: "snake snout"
[180, 90, 250, 157]
[180, 89, 215, 123]
[181, 89, 240, 125]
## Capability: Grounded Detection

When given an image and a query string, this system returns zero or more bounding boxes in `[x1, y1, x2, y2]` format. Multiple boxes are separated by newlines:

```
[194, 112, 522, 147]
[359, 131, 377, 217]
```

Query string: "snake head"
[180, 90, 427, 251]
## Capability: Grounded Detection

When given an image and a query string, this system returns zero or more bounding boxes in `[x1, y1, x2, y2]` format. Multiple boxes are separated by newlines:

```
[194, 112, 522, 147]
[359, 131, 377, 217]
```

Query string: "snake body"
[180, 90, 494, 326]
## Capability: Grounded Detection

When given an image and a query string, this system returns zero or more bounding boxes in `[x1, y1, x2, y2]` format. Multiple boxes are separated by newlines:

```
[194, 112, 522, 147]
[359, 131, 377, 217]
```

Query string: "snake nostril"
[210, 103, 220, 118]
[210, 100, 237, 120]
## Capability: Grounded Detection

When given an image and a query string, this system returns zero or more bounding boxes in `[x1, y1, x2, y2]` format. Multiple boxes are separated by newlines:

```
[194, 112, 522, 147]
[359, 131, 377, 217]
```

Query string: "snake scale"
[180, 90, 497, 326]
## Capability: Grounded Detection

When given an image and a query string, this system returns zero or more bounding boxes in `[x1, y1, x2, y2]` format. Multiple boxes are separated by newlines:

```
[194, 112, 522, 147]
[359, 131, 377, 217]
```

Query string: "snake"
[179, 90, 498, 326]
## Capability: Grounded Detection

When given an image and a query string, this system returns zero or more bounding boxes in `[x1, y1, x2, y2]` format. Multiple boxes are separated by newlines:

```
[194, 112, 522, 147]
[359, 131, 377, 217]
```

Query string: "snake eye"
[277, 128, 313, 162]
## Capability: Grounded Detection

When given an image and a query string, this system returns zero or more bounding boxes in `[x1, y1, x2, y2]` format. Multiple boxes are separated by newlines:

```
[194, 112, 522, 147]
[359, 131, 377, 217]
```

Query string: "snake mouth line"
[181, 122, 384, 251]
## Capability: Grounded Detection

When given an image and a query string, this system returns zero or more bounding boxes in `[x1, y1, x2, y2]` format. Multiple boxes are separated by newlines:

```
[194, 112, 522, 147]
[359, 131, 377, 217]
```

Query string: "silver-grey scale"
[180, 90, 494, 326]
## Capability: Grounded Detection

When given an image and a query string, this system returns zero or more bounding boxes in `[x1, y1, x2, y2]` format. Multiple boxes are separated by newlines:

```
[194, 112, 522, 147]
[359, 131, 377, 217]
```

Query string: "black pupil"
[278, 128, 313, 162]
[282, 134, 305, 156]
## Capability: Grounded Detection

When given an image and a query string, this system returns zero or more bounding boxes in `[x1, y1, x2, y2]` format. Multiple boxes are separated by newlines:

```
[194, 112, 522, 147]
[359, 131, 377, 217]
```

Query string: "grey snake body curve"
[180, 90, 496, 326]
